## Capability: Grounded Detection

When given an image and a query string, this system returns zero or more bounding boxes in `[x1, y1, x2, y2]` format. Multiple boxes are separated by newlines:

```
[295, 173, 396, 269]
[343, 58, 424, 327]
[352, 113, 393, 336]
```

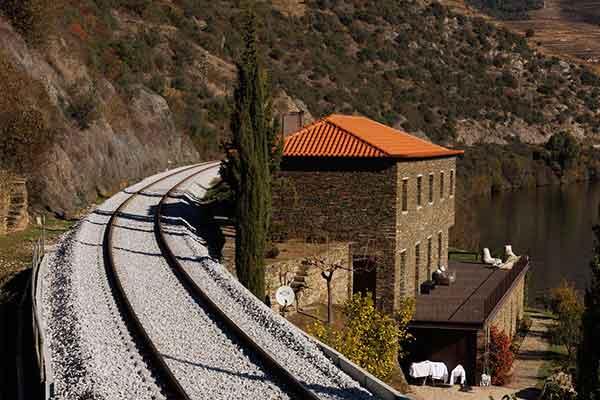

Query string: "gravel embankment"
[110, 162, 291, 400]
[42, 166, 193, 400]
[160, 164, 378, 400]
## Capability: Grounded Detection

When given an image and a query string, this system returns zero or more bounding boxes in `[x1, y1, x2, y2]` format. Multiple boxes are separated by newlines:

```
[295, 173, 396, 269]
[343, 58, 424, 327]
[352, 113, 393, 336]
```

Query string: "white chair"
[505, 245, 518, 259]
[450, 364, 466, 385]
[483, 248, 502, 267]
[480, 373, 491, 386]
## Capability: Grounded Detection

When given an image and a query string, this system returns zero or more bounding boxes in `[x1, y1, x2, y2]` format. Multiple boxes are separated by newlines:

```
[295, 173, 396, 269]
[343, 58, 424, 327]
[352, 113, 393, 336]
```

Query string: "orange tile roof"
[283, 114, 464, 159]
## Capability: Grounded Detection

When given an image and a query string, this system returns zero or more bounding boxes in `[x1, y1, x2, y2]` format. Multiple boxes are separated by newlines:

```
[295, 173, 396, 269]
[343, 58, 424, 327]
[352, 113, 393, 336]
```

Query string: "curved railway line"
[102, 162, 316, 400]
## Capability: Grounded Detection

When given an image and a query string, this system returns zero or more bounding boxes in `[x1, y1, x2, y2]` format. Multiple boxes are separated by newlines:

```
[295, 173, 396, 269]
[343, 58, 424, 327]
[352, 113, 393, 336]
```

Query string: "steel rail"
[102, 163, 213, 400]
[155, 164, 322, 400]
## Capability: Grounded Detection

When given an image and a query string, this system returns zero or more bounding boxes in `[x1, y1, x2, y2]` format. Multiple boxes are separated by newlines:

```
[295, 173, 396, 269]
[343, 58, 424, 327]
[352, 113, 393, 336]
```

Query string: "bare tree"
[303, 252, 349, 325]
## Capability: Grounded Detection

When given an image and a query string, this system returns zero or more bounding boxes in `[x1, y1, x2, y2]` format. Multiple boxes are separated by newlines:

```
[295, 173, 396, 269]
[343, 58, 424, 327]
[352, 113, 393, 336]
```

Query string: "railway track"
[102, 162, 312, 400]
[102, 163, 203, 400]
[154, 166, 320, 400]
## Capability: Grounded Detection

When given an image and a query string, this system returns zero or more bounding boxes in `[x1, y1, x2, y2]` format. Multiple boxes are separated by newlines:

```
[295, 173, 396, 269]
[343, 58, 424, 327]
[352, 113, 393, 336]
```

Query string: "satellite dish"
[275, 285, 295, 307]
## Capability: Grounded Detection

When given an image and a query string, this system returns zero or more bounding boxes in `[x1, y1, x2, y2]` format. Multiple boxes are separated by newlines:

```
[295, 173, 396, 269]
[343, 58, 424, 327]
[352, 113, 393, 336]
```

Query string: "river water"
[453, 182, 600, 305]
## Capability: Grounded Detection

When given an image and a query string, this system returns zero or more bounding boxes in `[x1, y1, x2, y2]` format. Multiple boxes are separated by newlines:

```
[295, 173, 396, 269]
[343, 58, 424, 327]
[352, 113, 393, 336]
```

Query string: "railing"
[29, 236, 54, 399]
[483, 256, 530, 319]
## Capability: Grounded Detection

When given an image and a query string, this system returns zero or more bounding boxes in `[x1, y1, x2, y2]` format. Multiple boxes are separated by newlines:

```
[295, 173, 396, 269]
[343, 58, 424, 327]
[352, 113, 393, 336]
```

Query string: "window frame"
[440, 170, 445, 201]
[428, 173, 434, 205]
[416, 175, 423, 209]
[401, 177, 409, 214]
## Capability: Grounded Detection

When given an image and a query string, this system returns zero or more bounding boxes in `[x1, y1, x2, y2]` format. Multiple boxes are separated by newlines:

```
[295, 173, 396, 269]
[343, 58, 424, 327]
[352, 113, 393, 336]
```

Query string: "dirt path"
[506, 311, 555, 398]
[409, 312, 551, 400]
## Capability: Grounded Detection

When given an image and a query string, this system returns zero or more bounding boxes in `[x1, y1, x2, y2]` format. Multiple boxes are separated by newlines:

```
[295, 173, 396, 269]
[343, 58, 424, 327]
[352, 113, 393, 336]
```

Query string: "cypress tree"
[223, 4, 279, 300]
[577, 225, 600, 399]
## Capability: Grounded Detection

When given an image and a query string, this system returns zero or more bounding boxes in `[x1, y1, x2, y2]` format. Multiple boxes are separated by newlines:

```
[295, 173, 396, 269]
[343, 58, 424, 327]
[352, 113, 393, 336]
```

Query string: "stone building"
[272, 114, 463, 313]
[272, 114, 530, 384]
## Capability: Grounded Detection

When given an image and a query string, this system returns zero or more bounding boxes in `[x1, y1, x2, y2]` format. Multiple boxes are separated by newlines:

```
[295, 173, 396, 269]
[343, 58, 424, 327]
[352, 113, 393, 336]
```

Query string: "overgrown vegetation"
[55, 0, 600, 162]
[309, 293, 415, 381]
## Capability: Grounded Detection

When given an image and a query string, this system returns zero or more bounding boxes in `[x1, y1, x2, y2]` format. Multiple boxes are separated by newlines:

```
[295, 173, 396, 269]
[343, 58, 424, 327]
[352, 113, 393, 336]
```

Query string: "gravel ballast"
[160, 163, 379, 400]
[41, 166, 195, 400]
[109, 163, 290, 400]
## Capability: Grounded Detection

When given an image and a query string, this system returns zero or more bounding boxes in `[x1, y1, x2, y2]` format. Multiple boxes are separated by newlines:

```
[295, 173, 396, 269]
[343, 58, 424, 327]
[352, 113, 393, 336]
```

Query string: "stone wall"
[265, 242, 352, 312]
[474, 272, 526, 384]
[273, 156, 458, 312]
[395, 158, 456, 303]
[487, 274, 526, 338]
[272, 158, 399, 311]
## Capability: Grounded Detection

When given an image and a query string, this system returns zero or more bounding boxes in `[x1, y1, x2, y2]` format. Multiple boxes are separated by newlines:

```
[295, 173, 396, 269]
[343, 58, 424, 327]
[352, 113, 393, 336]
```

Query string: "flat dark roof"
[411, 258, 529, 326]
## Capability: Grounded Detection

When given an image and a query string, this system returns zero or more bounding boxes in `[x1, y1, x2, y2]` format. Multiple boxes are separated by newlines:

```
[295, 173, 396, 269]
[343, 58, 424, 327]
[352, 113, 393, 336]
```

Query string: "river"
[453, 182, 600, 305]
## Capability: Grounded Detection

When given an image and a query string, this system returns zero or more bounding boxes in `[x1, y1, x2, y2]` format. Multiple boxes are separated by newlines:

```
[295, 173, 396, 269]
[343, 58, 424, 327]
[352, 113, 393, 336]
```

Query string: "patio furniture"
[433, 269, 450, 286]
[420, 280, 435, 294]
[483, 248, 502, 267]
[450, 364, 466, 385]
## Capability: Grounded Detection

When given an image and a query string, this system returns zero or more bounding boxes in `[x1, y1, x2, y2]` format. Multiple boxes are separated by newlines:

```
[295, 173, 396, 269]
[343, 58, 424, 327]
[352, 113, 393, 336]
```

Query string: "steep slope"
[1, 0, 599, 216]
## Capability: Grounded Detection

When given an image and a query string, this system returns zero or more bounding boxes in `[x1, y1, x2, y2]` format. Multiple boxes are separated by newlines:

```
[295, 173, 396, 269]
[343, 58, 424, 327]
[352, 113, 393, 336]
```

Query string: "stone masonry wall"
[265, 242, 352, 312]
[475, 273, 526, 384]
[487, 274, 526, 338]
[395, 158, 456, 305]
[272, 156, 458, 312]
[272, 159, 399, 312]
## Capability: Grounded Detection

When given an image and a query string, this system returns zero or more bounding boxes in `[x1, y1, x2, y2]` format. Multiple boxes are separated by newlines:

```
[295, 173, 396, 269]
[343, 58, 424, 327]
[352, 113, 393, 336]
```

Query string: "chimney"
[281, 111, 304, 137]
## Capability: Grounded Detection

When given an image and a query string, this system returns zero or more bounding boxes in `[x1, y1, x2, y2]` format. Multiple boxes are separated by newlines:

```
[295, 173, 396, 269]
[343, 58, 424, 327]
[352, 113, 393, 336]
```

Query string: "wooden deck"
[412, 258, 528, 325]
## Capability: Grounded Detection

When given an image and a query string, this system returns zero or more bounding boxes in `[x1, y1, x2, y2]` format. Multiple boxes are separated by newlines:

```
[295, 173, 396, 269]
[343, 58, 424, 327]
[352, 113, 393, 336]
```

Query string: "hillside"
[0, 0, 599, 216]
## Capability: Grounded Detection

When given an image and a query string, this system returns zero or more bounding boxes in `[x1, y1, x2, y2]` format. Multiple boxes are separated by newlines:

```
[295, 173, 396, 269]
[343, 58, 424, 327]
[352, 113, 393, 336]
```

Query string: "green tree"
[309, 293, 415, 380]
[548, 280, 583, 365]
[577, 225, 600, 399]
[222, 3, 280, 300]
[545, 131, 581, 172]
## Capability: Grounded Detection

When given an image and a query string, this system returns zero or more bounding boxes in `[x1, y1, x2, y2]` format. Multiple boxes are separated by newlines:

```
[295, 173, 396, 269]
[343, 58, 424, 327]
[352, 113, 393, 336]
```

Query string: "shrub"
[544, 131, 581, 171]
[549, 280, 583, 364]
[540, 372, 577, 400]
[308, 293, 414, 380]
[489, 325, 514, 385]
[66, 86, 99, 130]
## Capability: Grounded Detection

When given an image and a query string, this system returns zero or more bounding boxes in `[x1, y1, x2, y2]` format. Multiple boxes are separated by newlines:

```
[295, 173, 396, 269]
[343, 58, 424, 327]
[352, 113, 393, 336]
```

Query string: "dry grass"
[0, 216, 74, 297]
[441, 0, 600, 73]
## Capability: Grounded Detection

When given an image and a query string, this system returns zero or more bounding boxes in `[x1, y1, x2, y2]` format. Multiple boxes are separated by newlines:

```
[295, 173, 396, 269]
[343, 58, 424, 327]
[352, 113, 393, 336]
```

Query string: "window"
[402, 178, 408, 212]
[427, 237, 432, 278]
[400, 250, 407, 294]
[416, 176, 422, 207]
[450, 170, 454, 197]
[428, 173, 434, 203]
[415, 243, 420, 295]
[440, 171, 445, 199]
[438, 232, 443, 267]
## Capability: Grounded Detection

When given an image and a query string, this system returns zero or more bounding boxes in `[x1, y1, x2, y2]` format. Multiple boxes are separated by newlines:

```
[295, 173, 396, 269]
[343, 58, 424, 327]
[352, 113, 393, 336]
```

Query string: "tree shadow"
[154, 200, 225, 261]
